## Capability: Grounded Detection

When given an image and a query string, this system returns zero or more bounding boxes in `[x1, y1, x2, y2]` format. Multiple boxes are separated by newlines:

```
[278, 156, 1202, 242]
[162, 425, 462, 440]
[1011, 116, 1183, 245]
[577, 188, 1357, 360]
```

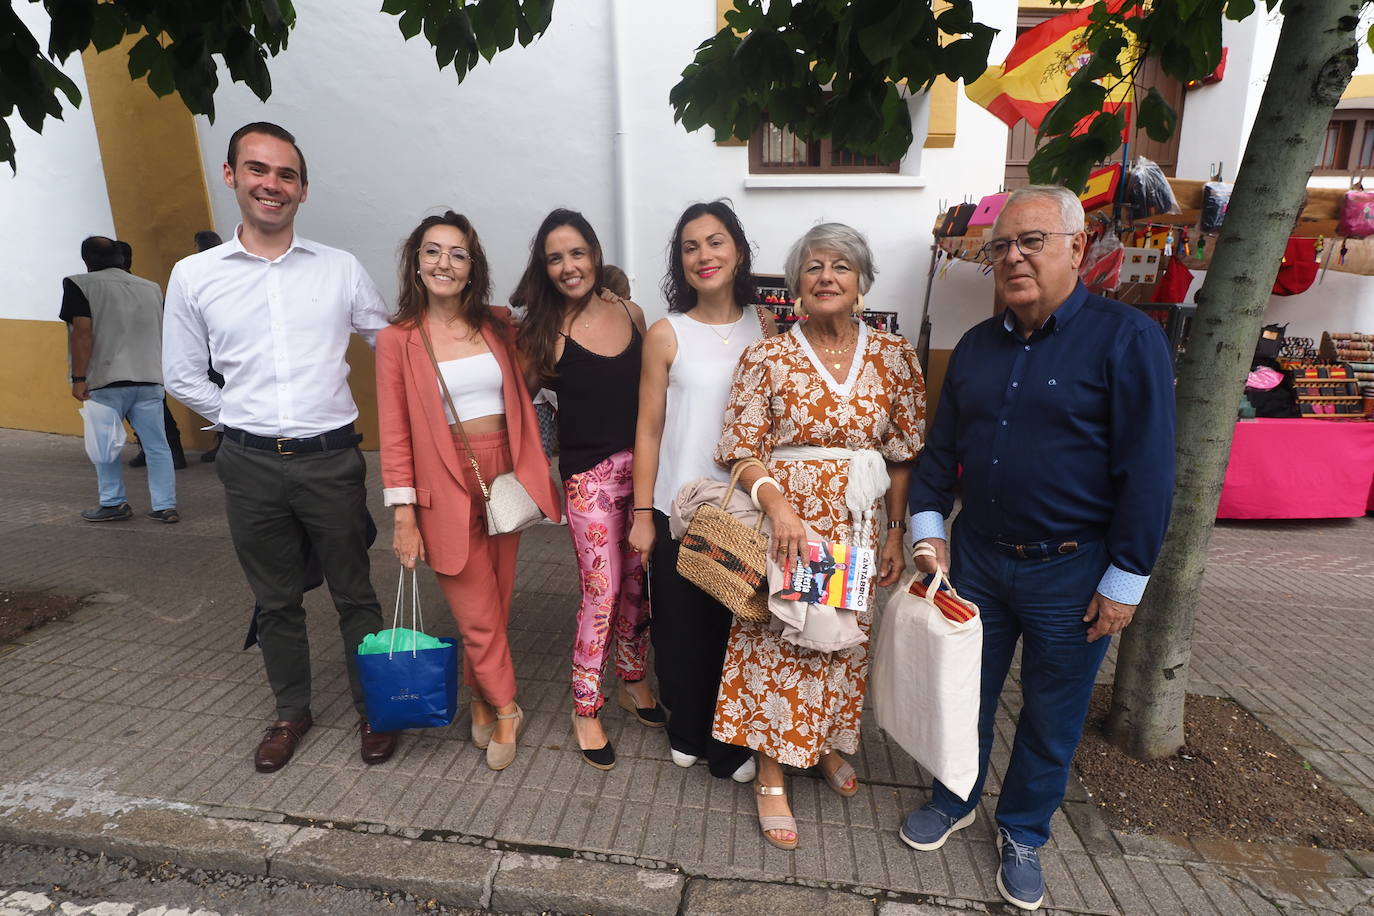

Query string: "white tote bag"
[78, 401, 127, 465]
[873, 567, 983, 801]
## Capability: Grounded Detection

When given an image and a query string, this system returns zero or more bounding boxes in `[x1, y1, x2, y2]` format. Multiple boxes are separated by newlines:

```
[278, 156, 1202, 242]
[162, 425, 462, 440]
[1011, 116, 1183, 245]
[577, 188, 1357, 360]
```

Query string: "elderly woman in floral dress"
[712, 223, 926, 850]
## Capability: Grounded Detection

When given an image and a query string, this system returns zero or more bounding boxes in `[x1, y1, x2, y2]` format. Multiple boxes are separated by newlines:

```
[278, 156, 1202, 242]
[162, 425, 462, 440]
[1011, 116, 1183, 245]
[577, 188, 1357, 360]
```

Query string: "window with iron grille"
[748, 119, 900, 174]
[1314, 110, 1374, 175]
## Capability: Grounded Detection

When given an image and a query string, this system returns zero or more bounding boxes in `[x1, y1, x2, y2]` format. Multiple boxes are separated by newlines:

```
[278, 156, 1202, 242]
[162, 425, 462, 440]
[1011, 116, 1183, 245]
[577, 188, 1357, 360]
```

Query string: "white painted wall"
[193, 0, 617, 313]
[182, 0, 1018, 347]
[909, 0, 1019, 349]
[1172, 267, 1374, 340]
[0, 4, 115, 323]
[1174, 12, 1282, 183]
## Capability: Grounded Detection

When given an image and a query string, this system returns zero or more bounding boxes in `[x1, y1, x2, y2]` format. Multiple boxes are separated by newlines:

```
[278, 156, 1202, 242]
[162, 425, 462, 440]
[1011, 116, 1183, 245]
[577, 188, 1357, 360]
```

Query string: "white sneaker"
[730, 756, 758, 783]
[670, 749, 699, 768]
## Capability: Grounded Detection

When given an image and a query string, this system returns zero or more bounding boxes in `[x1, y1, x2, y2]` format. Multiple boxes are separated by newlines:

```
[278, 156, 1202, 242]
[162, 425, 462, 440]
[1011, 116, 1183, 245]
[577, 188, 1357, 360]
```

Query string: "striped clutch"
[906, 574, 978, 624]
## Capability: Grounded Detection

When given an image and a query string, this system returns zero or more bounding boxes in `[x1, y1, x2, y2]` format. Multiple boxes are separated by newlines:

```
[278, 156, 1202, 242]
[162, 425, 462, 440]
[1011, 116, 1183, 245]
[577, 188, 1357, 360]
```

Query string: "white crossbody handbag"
[419, 323, 544, 535]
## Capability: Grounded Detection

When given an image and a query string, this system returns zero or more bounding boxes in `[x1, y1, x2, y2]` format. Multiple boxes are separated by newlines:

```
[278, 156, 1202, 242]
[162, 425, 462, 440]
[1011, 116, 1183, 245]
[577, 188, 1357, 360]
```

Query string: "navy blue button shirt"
[908, 283, 1175, 596]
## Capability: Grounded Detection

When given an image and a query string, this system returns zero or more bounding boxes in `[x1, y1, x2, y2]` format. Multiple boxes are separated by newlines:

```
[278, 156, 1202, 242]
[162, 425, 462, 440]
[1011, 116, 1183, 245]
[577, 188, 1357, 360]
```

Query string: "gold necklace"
[807, 331, 858, 370]
[704, 311, 745, 346]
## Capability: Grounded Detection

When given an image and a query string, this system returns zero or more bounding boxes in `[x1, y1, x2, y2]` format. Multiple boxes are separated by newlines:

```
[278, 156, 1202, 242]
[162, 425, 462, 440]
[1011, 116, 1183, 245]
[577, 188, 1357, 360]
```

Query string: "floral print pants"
[565, 449, 649, 716]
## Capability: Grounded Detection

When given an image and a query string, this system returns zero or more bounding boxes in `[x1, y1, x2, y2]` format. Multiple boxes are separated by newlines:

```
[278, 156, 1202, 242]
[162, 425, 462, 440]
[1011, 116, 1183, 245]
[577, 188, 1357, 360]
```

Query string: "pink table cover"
[1217, 418, 1374, 519]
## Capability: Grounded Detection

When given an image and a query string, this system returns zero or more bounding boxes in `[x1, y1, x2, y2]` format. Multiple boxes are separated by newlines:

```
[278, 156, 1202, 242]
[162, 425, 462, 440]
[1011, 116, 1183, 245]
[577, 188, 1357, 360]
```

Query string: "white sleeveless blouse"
[652, 306, 768, 513]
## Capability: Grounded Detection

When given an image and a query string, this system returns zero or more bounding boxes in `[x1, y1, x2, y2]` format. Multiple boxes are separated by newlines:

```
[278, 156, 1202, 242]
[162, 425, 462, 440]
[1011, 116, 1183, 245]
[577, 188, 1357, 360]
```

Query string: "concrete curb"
[0, 785, 1009, 915]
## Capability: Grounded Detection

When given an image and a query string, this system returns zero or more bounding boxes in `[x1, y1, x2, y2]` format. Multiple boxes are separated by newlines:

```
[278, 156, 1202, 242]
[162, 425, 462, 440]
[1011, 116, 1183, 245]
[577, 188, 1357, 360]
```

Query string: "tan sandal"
[486, 704, 524, 771]
[818, 753, 859, 798]
[756, 781, 798, 850]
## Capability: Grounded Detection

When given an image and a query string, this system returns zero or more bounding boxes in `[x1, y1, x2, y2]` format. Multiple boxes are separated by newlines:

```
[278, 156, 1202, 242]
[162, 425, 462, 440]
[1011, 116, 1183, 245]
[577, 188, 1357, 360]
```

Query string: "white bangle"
[749, 475, 781, 509]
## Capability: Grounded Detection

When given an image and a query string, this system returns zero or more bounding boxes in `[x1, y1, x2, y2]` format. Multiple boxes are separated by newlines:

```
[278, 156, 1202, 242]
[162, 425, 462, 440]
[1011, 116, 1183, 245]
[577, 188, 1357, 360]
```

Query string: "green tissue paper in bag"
[357, 628, 446, 655]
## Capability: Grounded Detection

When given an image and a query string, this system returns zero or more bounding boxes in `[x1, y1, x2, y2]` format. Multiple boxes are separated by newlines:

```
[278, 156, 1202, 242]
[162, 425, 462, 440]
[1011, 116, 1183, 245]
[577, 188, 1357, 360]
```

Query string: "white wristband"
[749, 475, 781, 509]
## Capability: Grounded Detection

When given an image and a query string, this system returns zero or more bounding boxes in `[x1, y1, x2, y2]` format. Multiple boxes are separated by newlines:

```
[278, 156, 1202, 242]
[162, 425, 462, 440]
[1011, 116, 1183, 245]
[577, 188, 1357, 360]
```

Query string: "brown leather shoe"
[254, 714, 313, 773]
[359, 717, 399, 765]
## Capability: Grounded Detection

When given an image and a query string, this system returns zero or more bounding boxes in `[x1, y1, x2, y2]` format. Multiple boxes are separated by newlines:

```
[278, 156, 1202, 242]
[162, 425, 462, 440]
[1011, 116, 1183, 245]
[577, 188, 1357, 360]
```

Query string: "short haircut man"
[162, 121, 397, 772]
[901, 186, 1177, 911]
[62, 235, 178, 523]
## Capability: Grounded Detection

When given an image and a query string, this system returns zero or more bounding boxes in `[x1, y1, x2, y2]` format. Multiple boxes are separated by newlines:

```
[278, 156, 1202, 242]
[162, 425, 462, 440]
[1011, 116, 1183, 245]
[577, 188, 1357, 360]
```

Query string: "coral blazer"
[376, 308, 561, 576]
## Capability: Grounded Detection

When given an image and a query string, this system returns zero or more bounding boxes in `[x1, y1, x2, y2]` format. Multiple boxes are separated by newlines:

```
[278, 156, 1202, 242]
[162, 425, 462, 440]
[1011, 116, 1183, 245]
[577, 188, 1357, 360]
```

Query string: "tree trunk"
[1104, 0, 1361, 759]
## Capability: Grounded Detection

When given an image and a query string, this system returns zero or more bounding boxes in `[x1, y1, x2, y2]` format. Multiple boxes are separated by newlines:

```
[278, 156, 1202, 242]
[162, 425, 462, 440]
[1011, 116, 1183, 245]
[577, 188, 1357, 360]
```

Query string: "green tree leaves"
[1, 0, 300, 172]
[1, 0, 553, 173]
[667, 0, 1261, 191]
[669, 0, 996, 163]
[380, 0, 552, 82]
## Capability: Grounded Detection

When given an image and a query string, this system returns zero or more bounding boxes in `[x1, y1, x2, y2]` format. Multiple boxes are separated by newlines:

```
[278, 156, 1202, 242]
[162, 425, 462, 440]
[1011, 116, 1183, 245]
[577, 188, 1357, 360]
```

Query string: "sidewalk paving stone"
[2, 428, 1373, 914]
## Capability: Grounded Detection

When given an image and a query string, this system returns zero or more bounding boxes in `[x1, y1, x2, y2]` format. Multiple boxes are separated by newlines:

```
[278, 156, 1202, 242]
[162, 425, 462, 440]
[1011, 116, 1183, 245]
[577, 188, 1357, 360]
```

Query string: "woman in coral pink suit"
[376, 211, 560, 772]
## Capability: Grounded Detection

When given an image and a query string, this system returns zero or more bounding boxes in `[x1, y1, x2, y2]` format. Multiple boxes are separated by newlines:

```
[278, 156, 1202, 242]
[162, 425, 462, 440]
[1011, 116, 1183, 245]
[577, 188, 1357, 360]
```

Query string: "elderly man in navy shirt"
[900, 186, 1175, 911]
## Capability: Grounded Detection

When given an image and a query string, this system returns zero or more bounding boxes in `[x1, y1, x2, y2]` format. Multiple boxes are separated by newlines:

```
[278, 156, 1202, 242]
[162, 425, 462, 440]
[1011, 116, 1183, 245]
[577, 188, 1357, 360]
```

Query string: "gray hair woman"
[710, 222, 927, 849]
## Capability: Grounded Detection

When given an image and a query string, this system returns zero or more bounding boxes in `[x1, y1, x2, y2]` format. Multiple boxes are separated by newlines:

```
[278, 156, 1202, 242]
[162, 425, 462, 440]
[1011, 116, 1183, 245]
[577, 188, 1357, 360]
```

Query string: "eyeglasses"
[980, 231, 1077, 264]
[419, 246, 471, 265]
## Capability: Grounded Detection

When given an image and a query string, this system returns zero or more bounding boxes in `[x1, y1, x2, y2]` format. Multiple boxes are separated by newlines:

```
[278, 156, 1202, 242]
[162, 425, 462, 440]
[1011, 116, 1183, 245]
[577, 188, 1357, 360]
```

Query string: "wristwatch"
[887, 519, 907, 531]
[70, 376, 86, 382]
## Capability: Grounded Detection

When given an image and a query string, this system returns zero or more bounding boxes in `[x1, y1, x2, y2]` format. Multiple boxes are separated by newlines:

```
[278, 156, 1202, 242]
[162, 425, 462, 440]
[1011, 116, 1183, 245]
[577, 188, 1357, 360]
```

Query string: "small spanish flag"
[965, 0, 1138, 134]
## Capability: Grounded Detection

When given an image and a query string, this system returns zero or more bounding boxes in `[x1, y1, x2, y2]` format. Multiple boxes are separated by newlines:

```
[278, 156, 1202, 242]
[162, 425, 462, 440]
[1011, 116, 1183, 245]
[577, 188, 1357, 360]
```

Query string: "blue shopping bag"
[357, 568, 458, 732]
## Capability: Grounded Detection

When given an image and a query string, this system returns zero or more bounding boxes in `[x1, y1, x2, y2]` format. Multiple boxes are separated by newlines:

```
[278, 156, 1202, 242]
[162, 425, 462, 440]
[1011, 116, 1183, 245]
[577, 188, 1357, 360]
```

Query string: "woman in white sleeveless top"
[628, 201, 773, 784]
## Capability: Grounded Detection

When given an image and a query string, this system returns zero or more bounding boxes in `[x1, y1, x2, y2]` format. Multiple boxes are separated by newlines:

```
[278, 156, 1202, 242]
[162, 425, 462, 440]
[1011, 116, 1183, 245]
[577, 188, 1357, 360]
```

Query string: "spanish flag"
[965, 0, 1137, 132]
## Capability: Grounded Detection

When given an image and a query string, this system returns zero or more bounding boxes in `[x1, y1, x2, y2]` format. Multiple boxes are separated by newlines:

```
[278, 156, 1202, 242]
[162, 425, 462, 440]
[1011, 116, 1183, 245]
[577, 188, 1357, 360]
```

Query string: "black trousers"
[216, 438, 383, 720]
[648, 510, 751, 778]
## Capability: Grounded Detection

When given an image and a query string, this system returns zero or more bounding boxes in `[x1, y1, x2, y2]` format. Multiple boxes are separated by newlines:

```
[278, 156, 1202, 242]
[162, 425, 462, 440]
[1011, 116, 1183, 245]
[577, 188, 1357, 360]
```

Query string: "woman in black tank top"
[513, 209, 662, 771]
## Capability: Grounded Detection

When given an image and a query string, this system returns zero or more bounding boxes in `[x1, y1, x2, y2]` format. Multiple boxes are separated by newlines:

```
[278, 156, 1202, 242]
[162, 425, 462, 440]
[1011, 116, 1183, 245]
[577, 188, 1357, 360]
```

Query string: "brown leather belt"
[992, 540, 1080, 560]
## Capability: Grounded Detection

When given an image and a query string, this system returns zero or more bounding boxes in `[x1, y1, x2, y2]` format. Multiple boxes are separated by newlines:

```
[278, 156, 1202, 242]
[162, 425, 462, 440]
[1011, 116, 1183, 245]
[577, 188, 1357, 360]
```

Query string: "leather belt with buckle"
[223, 424, 362, 455]
[993, 539, 1080, 560]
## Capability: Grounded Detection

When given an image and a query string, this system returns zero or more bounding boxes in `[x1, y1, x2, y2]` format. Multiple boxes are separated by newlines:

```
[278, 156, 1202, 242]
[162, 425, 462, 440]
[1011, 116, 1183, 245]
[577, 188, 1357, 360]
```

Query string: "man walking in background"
[61, 235, 179, 524]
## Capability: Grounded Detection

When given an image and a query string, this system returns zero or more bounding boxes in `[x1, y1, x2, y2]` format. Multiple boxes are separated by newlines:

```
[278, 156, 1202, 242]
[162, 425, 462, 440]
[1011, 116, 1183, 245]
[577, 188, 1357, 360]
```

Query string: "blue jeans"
[88, 384, 176, 511]
[930, 519, 1111, 847]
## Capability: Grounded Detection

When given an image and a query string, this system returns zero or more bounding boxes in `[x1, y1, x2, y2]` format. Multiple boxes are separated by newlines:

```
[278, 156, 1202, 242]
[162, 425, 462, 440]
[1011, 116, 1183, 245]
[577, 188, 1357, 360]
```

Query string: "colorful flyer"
[776, 540, 876, 611]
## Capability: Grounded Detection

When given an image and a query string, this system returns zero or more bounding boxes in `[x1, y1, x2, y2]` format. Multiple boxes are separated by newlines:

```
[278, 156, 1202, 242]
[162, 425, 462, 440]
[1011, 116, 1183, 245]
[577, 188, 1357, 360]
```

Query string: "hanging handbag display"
[356, 567, 459, 732]
[676, 458, 771, 623]
[968, 192, 1009, 228]
[419, 322, 545, 535]
[872, 546, 982, 801]
[1337, 182, 1374, 238]
[1201, 181, 1232, 233]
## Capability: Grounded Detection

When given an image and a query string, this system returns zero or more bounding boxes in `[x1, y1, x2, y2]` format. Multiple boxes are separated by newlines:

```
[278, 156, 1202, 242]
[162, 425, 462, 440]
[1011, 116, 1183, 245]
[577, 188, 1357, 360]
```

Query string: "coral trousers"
[434, 428, 521, 708]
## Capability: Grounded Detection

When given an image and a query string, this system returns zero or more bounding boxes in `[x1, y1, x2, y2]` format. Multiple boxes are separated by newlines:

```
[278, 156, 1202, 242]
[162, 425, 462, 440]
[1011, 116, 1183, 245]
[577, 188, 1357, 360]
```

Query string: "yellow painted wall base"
[1, 318, 382, 450]
[2, 320, 83, 436]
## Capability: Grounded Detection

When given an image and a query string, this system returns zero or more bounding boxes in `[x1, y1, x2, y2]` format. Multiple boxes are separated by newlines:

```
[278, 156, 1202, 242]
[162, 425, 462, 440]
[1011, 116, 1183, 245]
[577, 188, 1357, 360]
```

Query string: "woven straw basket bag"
[676, 458, 771, 624]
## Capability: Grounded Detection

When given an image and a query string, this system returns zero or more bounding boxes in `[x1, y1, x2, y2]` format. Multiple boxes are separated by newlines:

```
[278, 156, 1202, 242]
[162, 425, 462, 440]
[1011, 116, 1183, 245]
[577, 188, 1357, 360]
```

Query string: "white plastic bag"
[79, 400, 127, 464]
[872, 567, 983, 801]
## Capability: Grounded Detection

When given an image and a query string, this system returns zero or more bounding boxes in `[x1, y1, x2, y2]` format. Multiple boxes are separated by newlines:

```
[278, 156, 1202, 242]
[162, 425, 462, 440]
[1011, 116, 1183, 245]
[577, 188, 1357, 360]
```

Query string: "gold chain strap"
[417, 321, 491, 502]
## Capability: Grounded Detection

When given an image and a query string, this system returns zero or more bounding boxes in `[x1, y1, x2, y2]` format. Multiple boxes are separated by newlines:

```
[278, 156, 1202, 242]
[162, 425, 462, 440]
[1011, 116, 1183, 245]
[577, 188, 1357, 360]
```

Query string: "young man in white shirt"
[163, 122, 397, 772]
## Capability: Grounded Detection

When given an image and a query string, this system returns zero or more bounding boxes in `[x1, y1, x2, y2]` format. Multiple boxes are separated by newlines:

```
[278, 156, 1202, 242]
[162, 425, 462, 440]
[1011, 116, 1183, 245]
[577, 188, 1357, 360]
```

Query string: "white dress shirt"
[162, 227, 391, 438]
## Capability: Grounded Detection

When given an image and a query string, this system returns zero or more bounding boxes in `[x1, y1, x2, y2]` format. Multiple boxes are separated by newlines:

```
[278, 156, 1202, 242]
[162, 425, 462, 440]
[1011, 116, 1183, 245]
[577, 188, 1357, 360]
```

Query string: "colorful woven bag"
[676, 458, 771, 623]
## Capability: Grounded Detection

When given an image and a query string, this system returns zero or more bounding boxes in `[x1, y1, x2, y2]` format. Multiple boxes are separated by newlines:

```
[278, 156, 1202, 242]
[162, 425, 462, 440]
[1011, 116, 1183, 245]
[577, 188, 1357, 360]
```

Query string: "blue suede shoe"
[898, 803, 975, 851]
[996, 827, 1045, 911]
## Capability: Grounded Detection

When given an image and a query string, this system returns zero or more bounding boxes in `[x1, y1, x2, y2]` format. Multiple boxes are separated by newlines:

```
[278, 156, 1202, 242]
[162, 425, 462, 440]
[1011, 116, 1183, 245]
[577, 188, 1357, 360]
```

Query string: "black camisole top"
[548, 304, 641, 481]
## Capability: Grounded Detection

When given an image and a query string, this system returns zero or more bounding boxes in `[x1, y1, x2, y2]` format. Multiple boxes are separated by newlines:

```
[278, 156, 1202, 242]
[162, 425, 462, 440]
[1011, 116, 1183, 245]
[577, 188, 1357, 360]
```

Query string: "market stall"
[924, 168, 1374, 521]
[1217, 418, 1374, 519]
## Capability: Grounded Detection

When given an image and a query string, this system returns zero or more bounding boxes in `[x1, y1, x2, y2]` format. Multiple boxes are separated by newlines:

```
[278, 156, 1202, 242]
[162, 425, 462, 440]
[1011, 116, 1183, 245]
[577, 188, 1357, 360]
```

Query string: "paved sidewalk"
[1, 427, 1371, 915]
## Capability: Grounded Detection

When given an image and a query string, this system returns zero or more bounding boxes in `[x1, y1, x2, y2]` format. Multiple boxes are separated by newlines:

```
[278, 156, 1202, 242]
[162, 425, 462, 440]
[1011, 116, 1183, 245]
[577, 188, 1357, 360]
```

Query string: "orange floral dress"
[711, 322, 926, 768]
